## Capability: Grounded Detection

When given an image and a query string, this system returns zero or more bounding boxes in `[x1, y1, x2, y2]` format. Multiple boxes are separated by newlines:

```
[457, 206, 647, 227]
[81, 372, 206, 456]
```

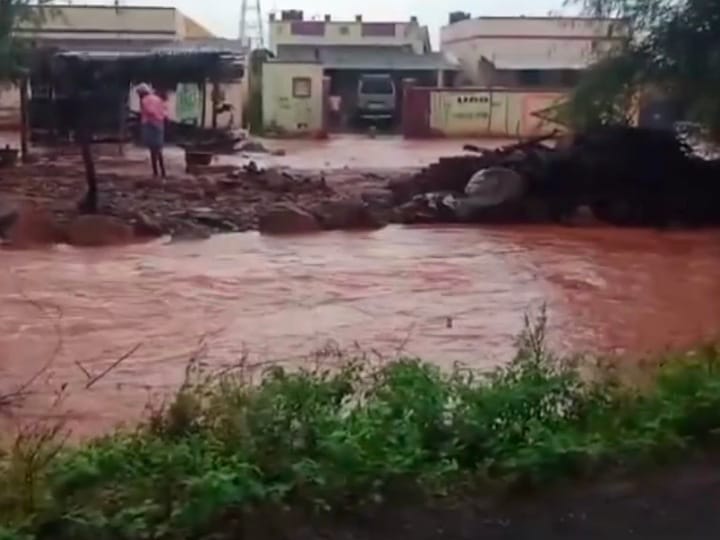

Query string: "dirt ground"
[261, 461, 720, 539]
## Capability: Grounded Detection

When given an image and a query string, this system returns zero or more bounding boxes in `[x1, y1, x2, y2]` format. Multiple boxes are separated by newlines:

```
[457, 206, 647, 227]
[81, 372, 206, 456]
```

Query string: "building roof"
[153, 38, 248, 58]
[490, 58, 588, 70]
[49, 47, 244, 85]
[274, 46, 458, 71]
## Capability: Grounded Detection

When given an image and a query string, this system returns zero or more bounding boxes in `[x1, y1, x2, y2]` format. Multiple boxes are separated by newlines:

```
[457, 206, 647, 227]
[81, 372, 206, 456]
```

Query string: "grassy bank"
[2, 321, 720, 539]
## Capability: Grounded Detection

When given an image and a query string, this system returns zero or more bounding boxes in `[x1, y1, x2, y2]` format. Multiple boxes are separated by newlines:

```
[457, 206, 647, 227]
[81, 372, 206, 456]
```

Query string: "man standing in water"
[136, 83, 167, 178]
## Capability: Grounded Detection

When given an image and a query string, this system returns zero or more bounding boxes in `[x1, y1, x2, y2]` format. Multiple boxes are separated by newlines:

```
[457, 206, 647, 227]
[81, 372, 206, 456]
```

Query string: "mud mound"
[397, 127, 720, 227]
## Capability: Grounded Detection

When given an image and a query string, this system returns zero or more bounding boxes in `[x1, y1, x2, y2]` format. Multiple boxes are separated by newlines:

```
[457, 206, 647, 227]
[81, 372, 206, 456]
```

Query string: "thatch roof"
[47, 46, 244, 88]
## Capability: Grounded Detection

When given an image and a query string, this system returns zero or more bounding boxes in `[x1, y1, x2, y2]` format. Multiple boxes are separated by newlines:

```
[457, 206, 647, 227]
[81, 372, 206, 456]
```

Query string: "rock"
[361, 189, 395, 209]
[311, 200, 387, 230]
[566, 205, 601, 227]
[262, 169, 291, 192]
[187, 207, 231, 230]
[65, 215, 134, 247]
[465, 167, 527, 202]
[170, 224, 212, 242]
[258, 203, 321, 234]
[0, 202, 19, 237]
[387, 176, 422, 203]
[133, 212, 164, 238]
[238, 140, 269, 154]
[3, 205, 65, 248]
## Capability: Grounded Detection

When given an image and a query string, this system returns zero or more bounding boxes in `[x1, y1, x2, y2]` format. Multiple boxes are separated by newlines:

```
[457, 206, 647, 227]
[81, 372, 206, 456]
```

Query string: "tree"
[0, 0, 53, 81]
[564, 0, 720, 137]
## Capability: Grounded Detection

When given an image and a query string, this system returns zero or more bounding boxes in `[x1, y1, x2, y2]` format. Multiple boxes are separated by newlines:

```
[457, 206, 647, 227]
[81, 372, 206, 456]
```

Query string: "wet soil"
[279, 461, 720, 539]
[0, 148, 405, 237]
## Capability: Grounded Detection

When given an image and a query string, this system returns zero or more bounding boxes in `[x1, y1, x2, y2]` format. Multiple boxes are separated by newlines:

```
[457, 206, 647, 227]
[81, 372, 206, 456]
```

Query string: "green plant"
[565, 0, 720, 137]
[0, 0, 54, 82]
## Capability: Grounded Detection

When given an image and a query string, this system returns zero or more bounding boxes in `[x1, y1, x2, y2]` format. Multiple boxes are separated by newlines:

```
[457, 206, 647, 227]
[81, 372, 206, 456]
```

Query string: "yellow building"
[262, 61, 326, 136]
[262, 10, 457, 135]
[269, 11, 431, 56]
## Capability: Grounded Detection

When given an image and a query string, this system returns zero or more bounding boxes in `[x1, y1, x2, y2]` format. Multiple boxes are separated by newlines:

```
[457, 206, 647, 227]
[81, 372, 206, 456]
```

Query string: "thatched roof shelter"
[45, 45, 244, 90]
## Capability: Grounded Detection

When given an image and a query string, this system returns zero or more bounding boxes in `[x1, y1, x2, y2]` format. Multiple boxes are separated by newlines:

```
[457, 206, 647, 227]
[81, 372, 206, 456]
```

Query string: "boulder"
[455, 167, 528, 222]
[65, 215, 134, 247]
[133, 212, 165, 238]
[361, 189, 395, 209]
[465, 167, 527, 202]
[566, 205, 601, 227]
[0, 202, 19, 237]
[3, 205, 65, 248]
[258, 203, 321, 234]
[238, 140, 269, 154]
[310, 200, 387, 230]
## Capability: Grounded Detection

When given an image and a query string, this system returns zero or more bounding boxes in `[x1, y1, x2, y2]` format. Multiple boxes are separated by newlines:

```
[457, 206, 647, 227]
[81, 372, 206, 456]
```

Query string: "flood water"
[2, 225, 720, 435]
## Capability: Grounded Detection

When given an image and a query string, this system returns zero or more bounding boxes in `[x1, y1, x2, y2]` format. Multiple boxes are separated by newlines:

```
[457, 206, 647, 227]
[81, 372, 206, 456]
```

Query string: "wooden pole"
[200, 81, 207, 128]
[77, 94, 98, 213]
[19, 76, 29, 163]
[211, 80, 219, 129]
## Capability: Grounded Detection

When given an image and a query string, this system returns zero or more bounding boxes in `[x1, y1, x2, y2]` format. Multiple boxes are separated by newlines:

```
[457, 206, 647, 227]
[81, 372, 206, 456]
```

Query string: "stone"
[262, 169, 291, 192]
[567, 205, 601, 227]
[258, 203, 321, 234]
[311, 200, 387, 230]
[65, 215, 134, 247]
[3, 205, 65, 248]
[361, 189, 395, 209]
[170, 224, 212, 242]
[465, 167, 527, 203]
[0, 201, 19, 237]
[237, 140, 269, 154]
[133, 212, 164, 238]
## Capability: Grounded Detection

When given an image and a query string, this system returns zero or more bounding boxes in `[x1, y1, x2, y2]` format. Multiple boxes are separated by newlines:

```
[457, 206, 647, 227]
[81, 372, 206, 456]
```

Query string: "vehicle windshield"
[360, 78, 394, 95]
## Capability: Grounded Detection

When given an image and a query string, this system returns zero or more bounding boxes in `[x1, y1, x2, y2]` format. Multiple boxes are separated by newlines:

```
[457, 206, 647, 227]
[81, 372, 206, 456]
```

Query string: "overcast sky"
[72, 1, 577, 43]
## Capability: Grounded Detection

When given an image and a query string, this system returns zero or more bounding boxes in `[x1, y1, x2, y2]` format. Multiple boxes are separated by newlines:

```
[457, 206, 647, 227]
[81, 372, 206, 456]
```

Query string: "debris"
[258, 202, 321, 235]
[237, 140, 270, 154]
[401, 126, 720, 227]
[311, 200, 387, 230]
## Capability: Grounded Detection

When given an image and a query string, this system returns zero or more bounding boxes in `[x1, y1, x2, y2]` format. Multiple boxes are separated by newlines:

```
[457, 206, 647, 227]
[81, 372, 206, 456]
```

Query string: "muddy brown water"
[2, 225, 720, 436]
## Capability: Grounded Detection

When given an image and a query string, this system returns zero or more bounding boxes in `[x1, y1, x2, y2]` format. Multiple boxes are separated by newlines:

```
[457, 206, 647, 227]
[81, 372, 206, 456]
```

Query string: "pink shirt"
[140, 94, 167, 126]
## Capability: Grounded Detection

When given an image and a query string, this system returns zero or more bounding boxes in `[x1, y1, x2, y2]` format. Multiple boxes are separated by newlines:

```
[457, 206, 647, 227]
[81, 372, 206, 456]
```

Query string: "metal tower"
[239, 0, 265, 50]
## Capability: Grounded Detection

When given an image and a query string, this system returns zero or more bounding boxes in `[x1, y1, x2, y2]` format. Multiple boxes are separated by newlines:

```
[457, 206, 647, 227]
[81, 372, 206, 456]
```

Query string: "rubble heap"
[391, 127, 720, 227]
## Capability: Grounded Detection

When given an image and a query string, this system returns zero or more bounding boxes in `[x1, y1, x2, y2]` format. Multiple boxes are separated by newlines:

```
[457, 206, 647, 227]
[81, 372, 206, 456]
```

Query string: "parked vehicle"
[356, 74, 396, 122]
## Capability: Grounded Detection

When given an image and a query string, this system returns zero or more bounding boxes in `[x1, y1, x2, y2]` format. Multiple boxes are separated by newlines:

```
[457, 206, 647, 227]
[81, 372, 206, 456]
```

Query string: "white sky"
[70, 1, 576, 43]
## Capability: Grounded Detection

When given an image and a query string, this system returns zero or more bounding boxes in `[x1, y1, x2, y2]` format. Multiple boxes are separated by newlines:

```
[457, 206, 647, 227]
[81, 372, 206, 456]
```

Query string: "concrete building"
[269, 11, 431, 55]
[13, 5, 214, 52]
[441, 15, 630, 87]
[1, 5, 244, 134]
[262, 10, 458, 135]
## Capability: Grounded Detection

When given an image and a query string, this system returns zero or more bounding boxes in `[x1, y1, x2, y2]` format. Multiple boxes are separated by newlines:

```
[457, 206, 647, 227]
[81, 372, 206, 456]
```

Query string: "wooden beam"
[19, 77, 30, 163]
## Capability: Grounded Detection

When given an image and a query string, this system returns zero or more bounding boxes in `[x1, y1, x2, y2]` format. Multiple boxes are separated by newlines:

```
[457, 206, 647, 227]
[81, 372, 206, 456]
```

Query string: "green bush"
[2, 325, 720, 539]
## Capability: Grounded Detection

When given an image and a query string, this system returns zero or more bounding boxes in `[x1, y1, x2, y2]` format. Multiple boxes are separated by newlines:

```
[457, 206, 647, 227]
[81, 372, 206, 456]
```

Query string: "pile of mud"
[0, 152, 404, 247]
[391, 127, 720, 227]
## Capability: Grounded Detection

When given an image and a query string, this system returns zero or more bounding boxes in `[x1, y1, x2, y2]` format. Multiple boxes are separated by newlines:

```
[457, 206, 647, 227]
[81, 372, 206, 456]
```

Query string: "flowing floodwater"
[2, 225, 720, 435]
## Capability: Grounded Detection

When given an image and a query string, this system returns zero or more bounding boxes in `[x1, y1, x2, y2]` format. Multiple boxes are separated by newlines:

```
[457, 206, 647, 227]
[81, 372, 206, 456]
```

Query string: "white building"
[441, 15, 630, 87]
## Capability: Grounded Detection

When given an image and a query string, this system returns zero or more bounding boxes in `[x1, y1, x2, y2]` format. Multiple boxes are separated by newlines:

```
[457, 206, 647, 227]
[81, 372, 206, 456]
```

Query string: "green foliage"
[565, 0, 720, 136]
[2, 321, 720, 538]
[0, 0, 53, 81]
